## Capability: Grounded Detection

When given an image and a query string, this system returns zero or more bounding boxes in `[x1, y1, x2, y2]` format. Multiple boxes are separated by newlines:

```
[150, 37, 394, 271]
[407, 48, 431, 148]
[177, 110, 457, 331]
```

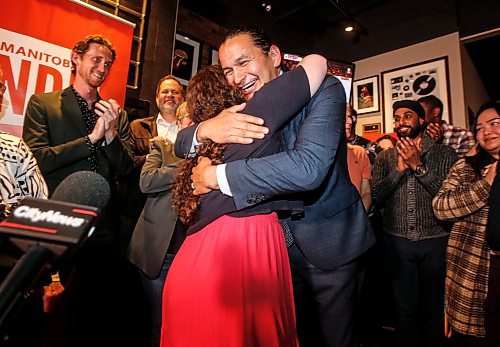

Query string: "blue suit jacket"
[175, 76, 375, 271]
[225, 76, 374, 271]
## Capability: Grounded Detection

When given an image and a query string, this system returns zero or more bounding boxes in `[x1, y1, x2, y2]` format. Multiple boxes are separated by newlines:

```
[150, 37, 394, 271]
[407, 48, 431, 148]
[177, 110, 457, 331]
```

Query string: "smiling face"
[475, 107, 500, 158]
[219, 33, 281, 100]
[394, 108, 424, 139]
[72, 43, 114, 89]
[156, 79, 184, 118]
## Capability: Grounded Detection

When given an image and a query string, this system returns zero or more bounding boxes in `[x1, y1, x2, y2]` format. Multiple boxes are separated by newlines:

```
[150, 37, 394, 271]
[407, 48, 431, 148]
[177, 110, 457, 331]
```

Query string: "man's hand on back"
[191, 157, 218, 195]
[196, 103, 269, 144]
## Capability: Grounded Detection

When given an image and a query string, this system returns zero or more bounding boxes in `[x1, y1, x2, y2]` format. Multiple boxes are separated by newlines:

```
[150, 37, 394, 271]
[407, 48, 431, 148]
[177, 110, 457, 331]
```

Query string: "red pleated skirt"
[160, 212, 298, 347]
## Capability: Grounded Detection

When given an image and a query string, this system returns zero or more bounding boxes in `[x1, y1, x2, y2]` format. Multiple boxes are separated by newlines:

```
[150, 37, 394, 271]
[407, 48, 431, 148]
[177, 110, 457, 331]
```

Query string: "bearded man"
[371, 100, 457, 347]
[22, 34, 132, 346]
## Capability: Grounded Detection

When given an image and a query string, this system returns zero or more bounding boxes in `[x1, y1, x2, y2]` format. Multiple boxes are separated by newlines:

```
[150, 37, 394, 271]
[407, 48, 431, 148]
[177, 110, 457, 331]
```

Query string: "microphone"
[52, 171, 110, 209]
[0, 171, 110, 327]
[0, 171, 110, 254]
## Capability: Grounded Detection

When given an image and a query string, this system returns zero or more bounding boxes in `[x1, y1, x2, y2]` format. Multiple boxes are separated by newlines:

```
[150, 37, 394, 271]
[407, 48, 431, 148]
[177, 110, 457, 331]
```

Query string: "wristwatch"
[414, 164, 428, 176]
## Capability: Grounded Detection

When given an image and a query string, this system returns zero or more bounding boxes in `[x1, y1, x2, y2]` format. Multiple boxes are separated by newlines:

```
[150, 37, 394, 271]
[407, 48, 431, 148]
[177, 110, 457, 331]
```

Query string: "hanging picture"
[352, 75, 379, 114]
[172, 33, 200, 86]
[381, 56, 450, 133]
[210, 49, 219, 65]
[281, 52, 355, 102]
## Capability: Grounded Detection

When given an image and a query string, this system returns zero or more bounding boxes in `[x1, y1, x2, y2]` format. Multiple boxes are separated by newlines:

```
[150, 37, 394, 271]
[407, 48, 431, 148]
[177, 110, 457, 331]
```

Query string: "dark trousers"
[140, 254, 175, 347]
[484, 255, 500, 346]
[288, 243, 359, 347]
[383, 233, 448, 347]
[449, 332, 498, 347]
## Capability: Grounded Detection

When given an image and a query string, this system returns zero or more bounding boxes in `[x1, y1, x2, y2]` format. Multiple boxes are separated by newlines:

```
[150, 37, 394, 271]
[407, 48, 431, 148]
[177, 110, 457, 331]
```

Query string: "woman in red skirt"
[161, 49, 327, 346]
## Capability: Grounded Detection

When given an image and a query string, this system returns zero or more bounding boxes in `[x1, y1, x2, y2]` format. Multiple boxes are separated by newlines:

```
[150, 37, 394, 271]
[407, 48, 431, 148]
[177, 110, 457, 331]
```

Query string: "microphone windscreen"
[51, 171, 110, 209]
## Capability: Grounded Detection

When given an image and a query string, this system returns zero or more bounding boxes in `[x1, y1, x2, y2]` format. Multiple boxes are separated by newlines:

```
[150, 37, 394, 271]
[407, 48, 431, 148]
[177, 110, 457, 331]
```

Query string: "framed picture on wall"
[172, 33, 200, 86]
[210, 49, 219, 65]
[362, 122, 381, 136]
[281, 52, 355, 102]
[352, 75, 379, 114]
[381, 56, 450, 133]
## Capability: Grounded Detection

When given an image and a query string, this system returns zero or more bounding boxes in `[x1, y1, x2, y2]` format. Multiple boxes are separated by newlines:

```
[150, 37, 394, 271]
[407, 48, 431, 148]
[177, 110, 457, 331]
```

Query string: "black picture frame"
[172, 33, 201, 86]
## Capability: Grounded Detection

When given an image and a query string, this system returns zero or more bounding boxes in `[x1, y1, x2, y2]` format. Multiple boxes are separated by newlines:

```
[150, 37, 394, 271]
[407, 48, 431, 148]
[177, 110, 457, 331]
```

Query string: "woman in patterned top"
[0, 66, 47, 217]
[433, 101, 500, 346]
[0, 131, 48, 219]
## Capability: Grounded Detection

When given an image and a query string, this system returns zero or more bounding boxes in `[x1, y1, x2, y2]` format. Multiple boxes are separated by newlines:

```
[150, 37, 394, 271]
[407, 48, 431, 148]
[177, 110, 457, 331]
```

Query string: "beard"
[82, 71, 106, 89]
[158, 100, 180, 116]
[396, 122, 422, 139]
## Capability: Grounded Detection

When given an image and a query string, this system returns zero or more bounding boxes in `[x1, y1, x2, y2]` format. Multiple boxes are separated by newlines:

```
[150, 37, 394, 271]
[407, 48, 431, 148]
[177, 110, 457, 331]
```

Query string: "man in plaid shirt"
[418, 95, 474, 157]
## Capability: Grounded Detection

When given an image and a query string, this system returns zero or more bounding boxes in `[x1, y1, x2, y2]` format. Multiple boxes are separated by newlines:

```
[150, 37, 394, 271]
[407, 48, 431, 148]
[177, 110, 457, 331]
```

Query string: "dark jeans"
[383, 233, 448, 347]
[140, 253, 175, 347]
[288, 243, 360, 347]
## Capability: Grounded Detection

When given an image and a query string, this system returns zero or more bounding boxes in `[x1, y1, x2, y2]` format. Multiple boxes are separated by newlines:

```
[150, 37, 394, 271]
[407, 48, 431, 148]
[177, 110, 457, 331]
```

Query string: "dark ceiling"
[180, 0, 500, 101]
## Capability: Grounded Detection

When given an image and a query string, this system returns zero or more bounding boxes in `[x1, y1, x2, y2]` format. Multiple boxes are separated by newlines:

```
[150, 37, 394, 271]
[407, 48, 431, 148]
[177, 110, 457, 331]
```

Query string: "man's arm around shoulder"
[226, 76, 346, 210]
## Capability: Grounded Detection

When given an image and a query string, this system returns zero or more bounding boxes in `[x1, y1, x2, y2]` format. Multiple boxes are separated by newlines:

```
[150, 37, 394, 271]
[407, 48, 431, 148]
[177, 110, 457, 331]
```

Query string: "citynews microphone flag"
[0, 198, 99, 251]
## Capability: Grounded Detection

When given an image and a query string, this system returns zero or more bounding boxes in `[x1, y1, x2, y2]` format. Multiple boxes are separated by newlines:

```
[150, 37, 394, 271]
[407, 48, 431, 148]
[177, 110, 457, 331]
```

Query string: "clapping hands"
[396, 137, 422, 172]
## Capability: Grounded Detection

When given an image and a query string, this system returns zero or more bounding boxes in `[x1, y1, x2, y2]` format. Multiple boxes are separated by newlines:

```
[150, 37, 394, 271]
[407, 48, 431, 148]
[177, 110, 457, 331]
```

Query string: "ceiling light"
[345, 22, 354, 32]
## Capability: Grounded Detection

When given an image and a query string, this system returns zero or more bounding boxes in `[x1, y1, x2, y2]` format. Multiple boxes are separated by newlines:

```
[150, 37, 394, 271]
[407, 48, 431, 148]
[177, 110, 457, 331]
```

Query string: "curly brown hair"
[71, 34, 116, 75]
[172, 65, 245, 225]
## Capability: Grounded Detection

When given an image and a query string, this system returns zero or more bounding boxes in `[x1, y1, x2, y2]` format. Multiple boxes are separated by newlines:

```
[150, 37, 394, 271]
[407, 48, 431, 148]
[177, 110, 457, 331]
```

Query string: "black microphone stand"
[0, 246, 53, 334]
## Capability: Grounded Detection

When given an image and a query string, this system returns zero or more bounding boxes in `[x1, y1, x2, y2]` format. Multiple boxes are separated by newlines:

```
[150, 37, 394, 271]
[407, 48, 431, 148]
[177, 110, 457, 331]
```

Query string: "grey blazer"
[126, 138, 182, 279]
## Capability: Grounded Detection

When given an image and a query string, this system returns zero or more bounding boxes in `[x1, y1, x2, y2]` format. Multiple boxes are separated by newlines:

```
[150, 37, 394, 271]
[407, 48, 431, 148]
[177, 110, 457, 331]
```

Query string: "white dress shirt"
[191, 124, 232, 196]
[156, 113, 179, 143]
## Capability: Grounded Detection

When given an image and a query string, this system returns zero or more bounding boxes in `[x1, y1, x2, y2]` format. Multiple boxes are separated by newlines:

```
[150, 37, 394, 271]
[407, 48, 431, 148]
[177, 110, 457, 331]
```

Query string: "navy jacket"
[177, 74, 375, 271]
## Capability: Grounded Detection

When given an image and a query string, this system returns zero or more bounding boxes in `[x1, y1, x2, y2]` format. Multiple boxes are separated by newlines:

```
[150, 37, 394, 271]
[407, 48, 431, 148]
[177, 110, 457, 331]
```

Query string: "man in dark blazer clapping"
[22, 34, 132, 347]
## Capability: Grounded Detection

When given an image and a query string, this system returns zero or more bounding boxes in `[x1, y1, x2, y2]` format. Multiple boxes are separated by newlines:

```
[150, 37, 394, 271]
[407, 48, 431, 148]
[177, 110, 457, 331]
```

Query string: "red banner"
[0, 0, 133, 136]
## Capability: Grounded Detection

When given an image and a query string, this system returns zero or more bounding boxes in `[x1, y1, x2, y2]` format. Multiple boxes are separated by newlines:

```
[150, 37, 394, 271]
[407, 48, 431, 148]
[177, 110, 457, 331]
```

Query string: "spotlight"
[261, 2, 272, 12]
[345, 22, 354, 32]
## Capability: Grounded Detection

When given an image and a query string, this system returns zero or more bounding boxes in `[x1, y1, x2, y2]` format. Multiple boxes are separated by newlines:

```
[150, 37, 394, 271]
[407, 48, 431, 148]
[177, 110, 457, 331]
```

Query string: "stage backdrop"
[0, 0, 134, 137]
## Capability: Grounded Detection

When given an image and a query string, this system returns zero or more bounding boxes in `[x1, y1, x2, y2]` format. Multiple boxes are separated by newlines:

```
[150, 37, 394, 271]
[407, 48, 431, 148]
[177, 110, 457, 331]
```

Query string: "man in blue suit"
[176, 27, 375, 347]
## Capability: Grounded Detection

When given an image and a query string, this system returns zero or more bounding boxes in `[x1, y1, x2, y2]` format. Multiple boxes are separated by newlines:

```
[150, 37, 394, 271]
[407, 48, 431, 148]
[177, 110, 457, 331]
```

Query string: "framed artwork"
[362, 123, 381, 135]
[172, 33, 200, 86]
[281, 52, 355, 102]
[381, 56, 450, 133]
[352, 75, 379, 114]
[210, 49, 219, 65]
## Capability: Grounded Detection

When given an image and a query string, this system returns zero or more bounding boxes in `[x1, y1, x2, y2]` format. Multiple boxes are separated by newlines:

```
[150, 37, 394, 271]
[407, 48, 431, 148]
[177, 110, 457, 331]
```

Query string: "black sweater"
[487, 165, 500, 251]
